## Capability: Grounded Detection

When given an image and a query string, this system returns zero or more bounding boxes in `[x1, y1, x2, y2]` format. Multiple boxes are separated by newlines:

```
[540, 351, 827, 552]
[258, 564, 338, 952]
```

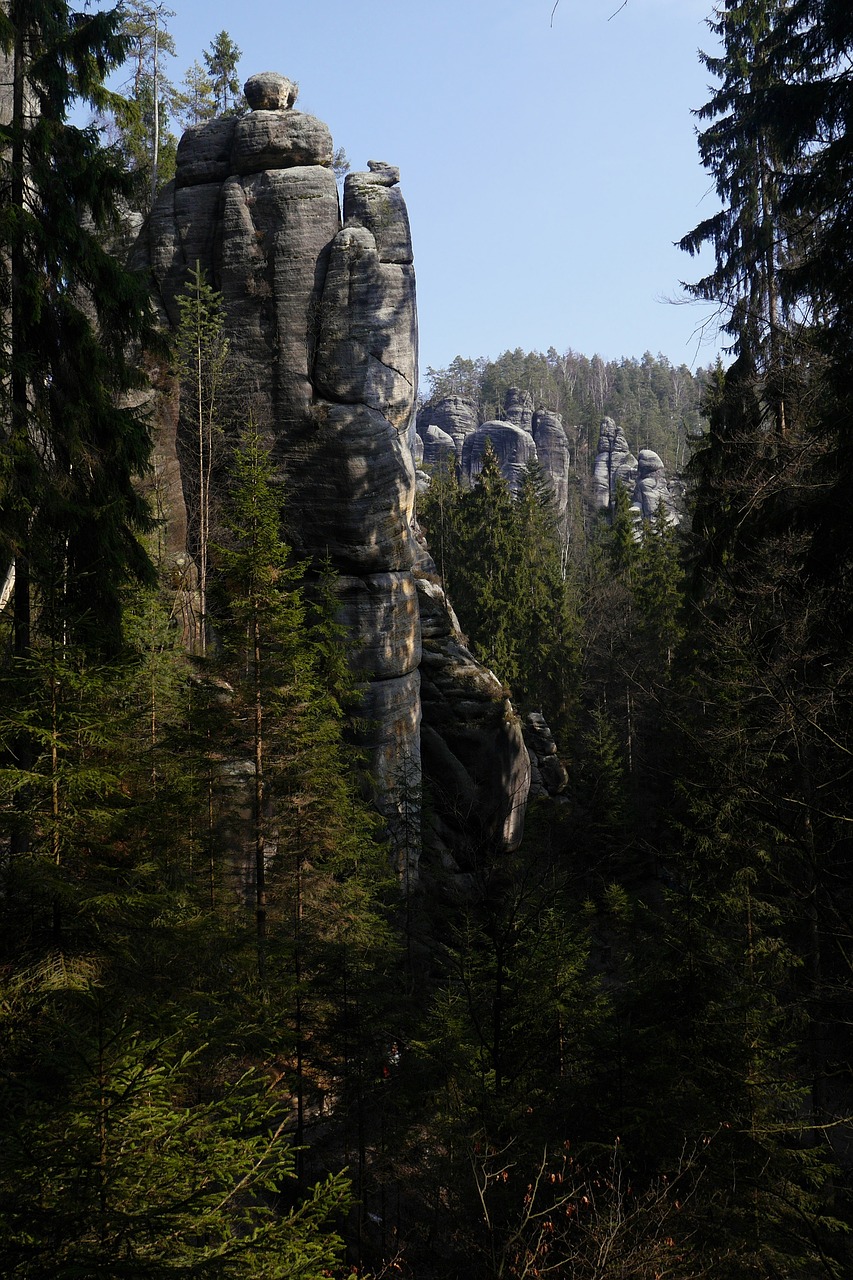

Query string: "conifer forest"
[3, 2, 853, 1277]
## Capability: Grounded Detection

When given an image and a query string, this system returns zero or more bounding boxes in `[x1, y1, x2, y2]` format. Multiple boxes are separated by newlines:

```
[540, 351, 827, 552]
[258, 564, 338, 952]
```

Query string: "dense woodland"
[2, 1, 853, 1277]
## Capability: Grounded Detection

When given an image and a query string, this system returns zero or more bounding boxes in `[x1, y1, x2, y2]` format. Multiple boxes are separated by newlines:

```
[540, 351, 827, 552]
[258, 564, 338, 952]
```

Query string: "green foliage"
[204, 29, 243, 115]
[113, 0, 180, 208]
[0, 0, 158, 658]
[174, 263, 232, 654]
[0, 974, 352, 1278]
[174, 58, 217, 129]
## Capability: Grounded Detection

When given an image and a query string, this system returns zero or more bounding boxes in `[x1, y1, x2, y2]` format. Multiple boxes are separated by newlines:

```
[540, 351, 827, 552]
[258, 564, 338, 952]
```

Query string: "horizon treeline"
[423, 347, 711, 473]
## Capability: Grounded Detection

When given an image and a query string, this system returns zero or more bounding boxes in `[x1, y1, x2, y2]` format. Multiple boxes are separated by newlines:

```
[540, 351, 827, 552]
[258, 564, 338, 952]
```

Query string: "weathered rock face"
[592, 418, 679, 525]
[462, 421, 537, 493]
[502, 386, 534, 433]
[416, 396, 478, 458]
[524, 712, 568, 801]
[136, 76, 530, 877]
[635, 449, 679, 523]
[592, 416, 638, 509]
[420, 424, 457, 470]
[417, 388, 571, 521]
[532, 409, 570, 514]
[417, 577, 529, 857]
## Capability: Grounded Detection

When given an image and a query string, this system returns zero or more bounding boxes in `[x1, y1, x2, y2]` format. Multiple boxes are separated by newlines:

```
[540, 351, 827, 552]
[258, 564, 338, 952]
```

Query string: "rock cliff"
[134, 74, 530, 878]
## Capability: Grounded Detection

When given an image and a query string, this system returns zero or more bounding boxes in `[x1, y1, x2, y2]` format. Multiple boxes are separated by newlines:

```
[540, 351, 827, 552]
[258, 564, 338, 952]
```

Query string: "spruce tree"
[0, 0, 157, 659]
[203, 30, 242, 115]
[450, 440, 523, 688]
[114, 0, 179, 208]
[174, 263, 231, 656]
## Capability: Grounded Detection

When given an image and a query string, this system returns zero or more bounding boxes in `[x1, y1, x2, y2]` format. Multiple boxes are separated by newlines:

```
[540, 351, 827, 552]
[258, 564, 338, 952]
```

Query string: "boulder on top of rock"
[244, 71, 298, 110]
[366, 159, 401, 186]
[344, 171, 412, 264]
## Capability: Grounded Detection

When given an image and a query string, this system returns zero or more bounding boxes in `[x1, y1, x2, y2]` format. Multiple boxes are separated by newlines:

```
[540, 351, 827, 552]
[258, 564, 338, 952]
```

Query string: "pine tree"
[634, 502, 684, 669]
[450, 439, 523, 688]
[174, 59, 216, 130]
[114, 0, 179, 208]
[0, 0, 157, 661]
[514, 459, 579, 728]
[679, 0, 795, 437]
[174, 263, 231, 657]
[204, 29, 242, 116]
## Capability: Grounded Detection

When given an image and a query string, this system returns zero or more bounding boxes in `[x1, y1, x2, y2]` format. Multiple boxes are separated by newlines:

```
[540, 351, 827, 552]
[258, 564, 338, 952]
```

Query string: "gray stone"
[356, 670, 422, 883]
[503, 386, 534, 432]
[532, 409, 570, 517]
[524, 711, 568, 798]
[593, 416, 638, 509]
[633, 448, 679, 524]
[231, 110, 333, 175]
[175, 117, 237, 187]
[334, 572, 421, 680]
[417, 576, 530, 853]
[416, 396, 478, 459]
[313, 223, 417, 432]
[137, 75, 536, 878]
[366, 159, 401, 185]
[244, 71, 299, 111]
[343, 171, 413, 265]
[288, 399, 417, 574]
[218, 166, 341, 433]
[462, 420, 538, 493]
[420, 424, 456, 470]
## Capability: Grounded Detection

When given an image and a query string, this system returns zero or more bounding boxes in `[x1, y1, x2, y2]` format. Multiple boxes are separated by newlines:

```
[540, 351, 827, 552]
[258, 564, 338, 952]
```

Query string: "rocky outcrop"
[635, 449, 678, 522]
[503, 387, 534, 433]
[532, 409, 570, 515]
[592, 416, 638, 509]
[462, 421, 537, 493]
[420, 424, 457, 470]
[524, 712, 568, 800]
[417, 576, 529, 857]
[592, 417, 679, 525]
[419, 388, 571, 519]
[136, 72, 530, 878]
[416, 396, 478, 458]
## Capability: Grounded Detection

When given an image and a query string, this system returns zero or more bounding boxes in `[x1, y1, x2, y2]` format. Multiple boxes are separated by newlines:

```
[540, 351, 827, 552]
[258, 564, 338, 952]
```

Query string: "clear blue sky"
[150, 0, 722, 381]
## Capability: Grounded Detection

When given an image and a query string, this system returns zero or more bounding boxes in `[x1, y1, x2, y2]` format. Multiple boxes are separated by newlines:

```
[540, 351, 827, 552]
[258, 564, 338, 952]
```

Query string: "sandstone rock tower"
[134, 74, 530, 878]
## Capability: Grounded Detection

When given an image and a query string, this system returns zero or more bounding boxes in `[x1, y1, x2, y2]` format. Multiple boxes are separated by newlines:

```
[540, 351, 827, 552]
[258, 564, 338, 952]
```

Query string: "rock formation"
[417, 387, 572, 520]
[462, 420, 538, 493]
[592, 416, 638, 509]
[532, 409, 571, 515]
[135, 73, 530, 878]
[634, 448, 678, 522]
[592, 416, 679, 526]
[416, 396, 478, 457]
[502, 387, 534, 433]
